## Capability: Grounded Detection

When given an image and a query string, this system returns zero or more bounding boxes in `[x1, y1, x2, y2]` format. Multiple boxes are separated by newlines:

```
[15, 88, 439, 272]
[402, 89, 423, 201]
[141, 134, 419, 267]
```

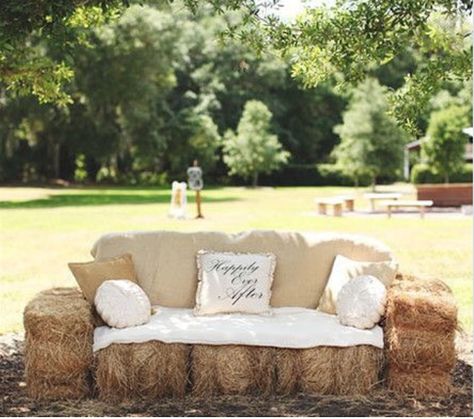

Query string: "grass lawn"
[0, 184, 472, 334]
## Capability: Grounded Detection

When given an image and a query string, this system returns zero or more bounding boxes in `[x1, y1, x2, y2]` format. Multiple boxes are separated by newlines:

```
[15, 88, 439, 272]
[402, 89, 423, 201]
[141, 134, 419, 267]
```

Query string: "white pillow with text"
[194, 250, 276, 315]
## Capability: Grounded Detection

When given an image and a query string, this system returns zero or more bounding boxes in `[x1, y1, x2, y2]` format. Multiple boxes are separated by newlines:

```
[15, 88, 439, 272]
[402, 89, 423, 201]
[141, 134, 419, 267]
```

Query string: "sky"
[272, 0, 335, 21]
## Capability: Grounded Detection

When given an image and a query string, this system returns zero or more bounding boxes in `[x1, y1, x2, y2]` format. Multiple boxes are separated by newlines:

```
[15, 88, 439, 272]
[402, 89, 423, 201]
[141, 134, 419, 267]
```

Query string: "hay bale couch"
[23, 230, 458, 401]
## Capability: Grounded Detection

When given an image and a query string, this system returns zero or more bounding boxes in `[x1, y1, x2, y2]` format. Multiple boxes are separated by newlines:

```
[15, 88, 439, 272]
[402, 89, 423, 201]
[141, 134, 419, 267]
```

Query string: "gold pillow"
[68, 254, 137, 303]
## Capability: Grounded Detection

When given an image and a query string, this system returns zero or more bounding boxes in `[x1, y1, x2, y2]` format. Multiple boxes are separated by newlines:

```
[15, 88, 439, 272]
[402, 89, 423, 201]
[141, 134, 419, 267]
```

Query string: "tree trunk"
[252, 172, 259, 187]
[371, 175, 376, 192]
[53, 141, 60, 179]
[444, 172, 449, 184]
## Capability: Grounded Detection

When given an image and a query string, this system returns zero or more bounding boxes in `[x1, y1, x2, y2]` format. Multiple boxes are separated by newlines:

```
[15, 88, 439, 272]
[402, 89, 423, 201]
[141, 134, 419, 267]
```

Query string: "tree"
[166, 112, 222, 175]
[333, 78, 406, 189]
[223, 100, 289, 186]
[3, 0, 472, 122]
[0, 4, 345, 183]
[422, 105, 470, 183]
[221, 0, 472, 135]
[73, 4, 183, 179]
[170, 7, 346, 166]
[0, 0, 127, 104]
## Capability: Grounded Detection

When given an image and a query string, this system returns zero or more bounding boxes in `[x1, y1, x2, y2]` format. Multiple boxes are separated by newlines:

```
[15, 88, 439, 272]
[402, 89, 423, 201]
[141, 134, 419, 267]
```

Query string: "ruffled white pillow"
[95, 279, 151, 328]
[336, 275, 387, 329]
[318, 255, 397, 314]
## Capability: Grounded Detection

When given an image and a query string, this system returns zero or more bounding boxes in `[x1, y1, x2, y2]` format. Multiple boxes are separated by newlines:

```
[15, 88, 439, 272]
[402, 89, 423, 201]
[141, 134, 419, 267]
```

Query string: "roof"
[405, 139, 424, 150]
[462, 127, 473, 137]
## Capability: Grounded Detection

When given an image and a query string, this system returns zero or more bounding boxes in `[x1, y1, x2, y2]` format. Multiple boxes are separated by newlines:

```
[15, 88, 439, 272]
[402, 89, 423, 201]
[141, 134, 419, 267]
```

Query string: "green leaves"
[422, 104, 470, 182]
[1, 57, 74, 107]
[0, 0, 127, 104]
[333, 78, 407, 186]
[223, 100, 289, 185]
[241, 0, 472, 134]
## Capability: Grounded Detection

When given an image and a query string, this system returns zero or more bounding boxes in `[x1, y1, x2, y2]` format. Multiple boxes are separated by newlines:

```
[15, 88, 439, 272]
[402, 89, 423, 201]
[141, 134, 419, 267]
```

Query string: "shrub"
[259, 164, 371, 186]
[135, 171, 168, 186]
[318, 164, 372, 186]
[422, 105, 470, 183]
[95, 168, 168, 186]
[411, 163, 473, 184]
[74, 154, 88, 183]
[96, 166, 118, 184]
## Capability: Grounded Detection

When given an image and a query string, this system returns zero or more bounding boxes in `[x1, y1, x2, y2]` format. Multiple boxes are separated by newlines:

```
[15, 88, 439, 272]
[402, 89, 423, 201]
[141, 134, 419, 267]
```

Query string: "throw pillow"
[336, 275, 387, 329]
[68, 254, 137, 303]
[194, 250, 276, 315]
[95, 279, 151, 328]
[318, 254, 397, 314]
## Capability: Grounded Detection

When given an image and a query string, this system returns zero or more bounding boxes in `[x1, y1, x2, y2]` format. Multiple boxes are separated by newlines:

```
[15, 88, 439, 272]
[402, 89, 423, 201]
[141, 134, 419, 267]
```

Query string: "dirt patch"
[1, 334, 472, 417]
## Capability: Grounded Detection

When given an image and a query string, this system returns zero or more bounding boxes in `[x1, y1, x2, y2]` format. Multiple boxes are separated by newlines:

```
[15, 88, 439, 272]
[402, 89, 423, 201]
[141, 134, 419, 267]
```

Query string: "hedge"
[258, 164, 372, 187]
[411, 163, 473, 184]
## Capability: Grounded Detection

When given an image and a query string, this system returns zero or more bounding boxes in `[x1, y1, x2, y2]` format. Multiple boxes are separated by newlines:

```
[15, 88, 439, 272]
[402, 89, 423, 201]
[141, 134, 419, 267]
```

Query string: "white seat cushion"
[93, 306, 383, 352]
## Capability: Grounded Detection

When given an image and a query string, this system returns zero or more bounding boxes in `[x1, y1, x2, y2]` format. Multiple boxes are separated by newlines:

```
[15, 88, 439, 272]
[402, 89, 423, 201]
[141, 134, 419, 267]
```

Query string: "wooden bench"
[337, 195, 356, 212]
[314, 197, 344, 217]
[382, 200, 434, 219]
[364, 192, 403, 212]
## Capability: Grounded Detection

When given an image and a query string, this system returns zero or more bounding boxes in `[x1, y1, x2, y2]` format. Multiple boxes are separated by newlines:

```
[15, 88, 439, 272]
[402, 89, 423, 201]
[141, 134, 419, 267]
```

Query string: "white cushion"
[336, 275, 387, 329]
[95, 279, 151, 328]
[318, 254, 397, 314]
[194, 250, 276, 315]
[93, 306, 384, 352]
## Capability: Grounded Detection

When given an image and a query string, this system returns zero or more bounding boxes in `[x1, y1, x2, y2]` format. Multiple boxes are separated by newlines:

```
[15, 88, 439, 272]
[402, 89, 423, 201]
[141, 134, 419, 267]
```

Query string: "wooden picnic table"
[364, 192, 403, 212]
[382, 200, 433, 219]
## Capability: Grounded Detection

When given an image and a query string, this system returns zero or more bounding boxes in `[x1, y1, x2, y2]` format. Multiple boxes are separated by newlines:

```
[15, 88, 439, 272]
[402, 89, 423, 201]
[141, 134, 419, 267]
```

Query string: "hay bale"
[26, 375, 91, 400]
[300, 346, 337, 394]
[334, 346, 383, 395]
[387, 367, 452, 396]
[94, 343, 131, 400]
[300, 345, 382, 395]
[274, 348, 301, 395]
[248, 346, 274, 395]
[23, 287, 94, 400]
[386, 326, 456, 371]
[392, 275, 452, 295]
[386, 290, 457, 333]
[384, 275, 458, 396]
[191, 345, 273, 397]
[95, 341, 189, 401]
[24, 339, 92, 377]
[133, 341, 190, 398]
[24, 288, 94, 339]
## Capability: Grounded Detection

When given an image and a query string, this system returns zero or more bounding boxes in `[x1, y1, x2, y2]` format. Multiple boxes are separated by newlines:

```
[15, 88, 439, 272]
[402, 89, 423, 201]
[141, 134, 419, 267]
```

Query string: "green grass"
[0, 184, 471, 334]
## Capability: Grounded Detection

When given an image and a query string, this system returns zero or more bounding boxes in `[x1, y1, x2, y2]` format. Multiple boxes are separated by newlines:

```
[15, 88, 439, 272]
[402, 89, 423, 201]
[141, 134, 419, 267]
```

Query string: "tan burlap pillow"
[68, 254, 137, 303]
[318, 254, 397, 314]
[194, 250, 276, 315]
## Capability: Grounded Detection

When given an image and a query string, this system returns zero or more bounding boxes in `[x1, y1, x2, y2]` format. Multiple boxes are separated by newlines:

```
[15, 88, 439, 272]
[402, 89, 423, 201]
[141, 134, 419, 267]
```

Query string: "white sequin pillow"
[95, 279, 151, 328]
[194, 250, 276, 315]
[336, 275, 387, 329]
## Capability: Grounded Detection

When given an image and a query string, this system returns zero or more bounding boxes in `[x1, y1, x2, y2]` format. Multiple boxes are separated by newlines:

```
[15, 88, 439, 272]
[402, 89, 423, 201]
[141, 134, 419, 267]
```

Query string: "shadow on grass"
[0, 191, 239, 209]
